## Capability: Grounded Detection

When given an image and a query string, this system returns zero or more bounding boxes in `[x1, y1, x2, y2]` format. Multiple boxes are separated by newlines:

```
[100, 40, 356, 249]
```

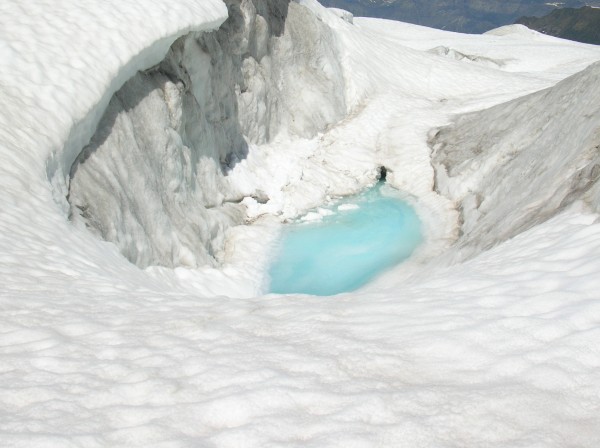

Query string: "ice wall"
[431, 61, 600, 261]
[68, 0, 346, 269]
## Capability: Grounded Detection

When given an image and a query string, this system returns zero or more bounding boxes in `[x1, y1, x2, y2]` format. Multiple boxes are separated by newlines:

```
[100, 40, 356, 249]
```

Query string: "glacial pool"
[268, 182, 423, 296]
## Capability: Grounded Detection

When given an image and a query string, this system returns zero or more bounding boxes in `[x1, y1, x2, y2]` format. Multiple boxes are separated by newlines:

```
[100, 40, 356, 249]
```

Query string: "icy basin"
[268, 182, 422, 296]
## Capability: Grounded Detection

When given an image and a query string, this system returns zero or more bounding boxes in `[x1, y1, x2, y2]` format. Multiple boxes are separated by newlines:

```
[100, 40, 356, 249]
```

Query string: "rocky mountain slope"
[517, 6, 600, 44]
[319, 0, 597, 33]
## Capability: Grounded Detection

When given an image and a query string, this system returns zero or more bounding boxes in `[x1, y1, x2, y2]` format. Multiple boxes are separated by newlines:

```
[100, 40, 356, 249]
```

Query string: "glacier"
[1, 0, 600, 446]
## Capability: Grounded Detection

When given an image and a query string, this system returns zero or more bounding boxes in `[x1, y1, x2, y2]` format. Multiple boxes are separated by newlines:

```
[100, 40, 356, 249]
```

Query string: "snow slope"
[2, 0, 600, 446]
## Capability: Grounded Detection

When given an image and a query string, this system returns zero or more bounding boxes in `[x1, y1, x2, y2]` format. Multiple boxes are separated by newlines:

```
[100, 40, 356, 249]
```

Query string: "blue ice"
[268, 182, 422, 296]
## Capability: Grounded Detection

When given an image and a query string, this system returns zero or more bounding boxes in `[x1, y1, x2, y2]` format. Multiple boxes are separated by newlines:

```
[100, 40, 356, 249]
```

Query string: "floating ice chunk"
[318, 208, 335, 216]
[301, 212, 324, 222]
[338, 203, 360, 211]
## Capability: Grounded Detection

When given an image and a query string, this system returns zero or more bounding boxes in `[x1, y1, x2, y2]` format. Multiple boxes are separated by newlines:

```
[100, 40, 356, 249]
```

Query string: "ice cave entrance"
[268, 181, 422, 296]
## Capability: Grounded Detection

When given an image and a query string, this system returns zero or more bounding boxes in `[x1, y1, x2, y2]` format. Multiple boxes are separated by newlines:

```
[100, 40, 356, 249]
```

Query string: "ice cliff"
[431, 60, 600, 261]
[67, 0, 346, 268]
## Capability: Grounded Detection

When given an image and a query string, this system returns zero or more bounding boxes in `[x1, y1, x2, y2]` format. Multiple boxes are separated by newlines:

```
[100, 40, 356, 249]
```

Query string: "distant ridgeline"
[318, 0, 600, 34]
[516, 6, 600, 45]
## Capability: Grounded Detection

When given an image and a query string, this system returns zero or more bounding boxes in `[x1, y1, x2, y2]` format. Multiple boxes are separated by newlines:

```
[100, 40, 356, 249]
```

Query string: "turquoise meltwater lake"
[268, 182, 422, 296]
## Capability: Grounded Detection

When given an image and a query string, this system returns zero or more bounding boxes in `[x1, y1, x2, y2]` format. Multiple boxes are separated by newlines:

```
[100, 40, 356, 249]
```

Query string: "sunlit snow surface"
[269, 183, 422, 295]
[2, 0, 600, 446]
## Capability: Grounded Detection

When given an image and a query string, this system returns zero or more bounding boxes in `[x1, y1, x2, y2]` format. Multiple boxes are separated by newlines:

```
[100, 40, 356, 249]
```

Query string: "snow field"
[2, 209, 600, 447]
[2, 0, 600, 446]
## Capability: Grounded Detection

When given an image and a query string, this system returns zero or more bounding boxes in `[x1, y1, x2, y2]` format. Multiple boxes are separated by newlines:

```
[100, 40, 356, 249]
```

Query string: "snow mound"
[484, 24, 546, 37]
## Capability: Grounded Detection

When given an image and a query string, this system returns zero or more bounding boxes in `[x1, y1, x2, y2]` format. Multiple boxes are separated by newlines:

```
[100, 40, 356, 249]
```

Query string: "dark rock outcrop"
[319, 0, 597, 34]
[517, 6, 600, 45]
